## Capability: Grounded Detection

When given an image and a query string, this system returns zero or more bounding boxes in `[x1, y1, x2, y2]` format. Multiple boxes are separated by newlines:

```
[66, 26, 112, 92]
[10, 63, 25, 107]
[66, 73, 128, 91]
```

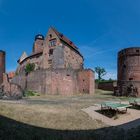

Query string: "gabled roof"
[18, 51, 43, 64]
[51, 27, 78, 49]
[51, 27, 83, 58]
[18, 52, 28, 63]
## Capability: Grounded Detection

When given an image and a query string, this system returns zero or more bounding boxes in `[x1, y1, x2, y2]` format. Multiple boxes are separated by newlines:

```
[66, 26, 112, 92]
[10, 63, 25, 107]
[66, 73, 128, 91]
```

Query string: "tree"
[25, 63, 35, 75]
[95, 67, 107, 81]
[24, 63, 35, 90]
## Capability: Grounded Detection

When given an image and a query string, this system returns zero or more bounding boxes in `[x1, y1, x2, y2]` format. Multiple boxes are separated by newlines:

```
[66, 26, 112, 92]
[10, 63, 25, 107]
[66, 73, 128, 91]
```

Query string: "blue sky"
[0, 0, 140, 79]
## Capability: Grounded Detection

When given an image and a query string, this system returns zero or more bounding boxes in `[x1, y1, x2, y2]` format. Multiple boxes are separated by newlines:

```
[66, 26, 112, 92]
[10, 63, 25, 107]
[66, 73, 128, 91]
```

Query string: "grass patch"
[24, 90, 40, 97]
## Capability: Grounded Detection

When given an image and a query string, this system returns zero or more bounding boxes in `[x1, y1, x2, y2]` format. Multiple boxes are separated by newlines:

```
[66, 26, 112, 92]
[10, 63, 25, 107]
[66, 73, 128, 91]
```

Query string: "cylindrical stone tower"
[0, 50, 5, 85]
[33, 34, 44, 53]
[117, 47, 140, 96]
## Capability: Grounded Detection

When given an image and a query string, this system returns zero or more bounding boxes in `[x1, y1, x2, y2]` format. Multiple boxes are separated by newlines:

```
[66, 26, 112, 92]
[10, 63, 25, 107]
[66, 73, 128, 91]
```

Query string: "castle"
[1, 27, 140, 98]
[8, 27, 95, 95]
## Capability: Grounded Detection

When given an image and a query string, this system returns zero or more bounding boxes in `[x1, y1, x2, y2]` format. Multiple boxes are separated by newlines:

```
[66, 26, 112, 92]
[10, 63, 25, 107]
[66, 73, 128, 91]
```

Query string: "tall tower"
[118, 47, 140, 96]
[0, 50, 5, 85]
[33, 34, 44, 53]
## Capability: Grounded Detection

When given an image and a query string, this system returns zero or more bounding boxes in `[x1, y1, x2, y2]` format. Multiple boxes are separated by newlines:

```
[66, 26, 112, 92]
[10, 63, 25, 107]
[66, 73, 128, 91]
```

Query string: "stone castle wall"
[118, 47, 140, 96]
[0, 51, 5, 85]
[96, 81, 117, 91]
[0, 73, 23, 99]
[12, 69, 94, 95]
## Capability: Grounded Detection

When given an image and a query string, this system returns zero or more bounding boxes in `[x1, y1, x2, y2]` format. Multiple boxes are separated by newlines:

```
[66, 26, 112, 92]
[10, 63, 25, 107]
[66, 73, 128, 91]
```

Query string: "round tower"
[118, 47, 140, 96]
[33, 34, 44, 53]
[0, 50, 5, 85]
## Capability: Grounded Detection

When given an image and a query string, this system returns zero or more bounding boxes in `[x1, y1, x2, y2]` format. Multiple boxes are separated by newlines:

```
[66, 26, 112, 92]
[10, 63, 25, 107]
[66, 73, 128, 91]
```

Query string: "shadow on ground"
[0, 115, 140, 140]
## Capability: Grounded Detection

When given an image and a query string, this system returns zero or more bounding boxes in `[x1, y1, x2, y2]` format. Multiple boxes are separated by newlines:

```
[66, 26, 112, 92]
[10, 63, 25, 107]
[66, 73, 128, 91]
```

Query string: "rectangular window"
[49, 49, 54, 56]
[49, 39, 56, 47]
[48, 59, 52, 64]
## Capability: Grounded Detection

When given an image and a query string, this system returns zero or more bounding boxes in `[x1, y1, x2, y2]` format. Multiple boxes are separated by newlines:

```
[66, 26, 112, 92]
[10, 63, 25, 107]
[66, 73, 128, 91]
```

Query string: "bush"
[24, 90, 40, 97]
[25, 63, 35, 74]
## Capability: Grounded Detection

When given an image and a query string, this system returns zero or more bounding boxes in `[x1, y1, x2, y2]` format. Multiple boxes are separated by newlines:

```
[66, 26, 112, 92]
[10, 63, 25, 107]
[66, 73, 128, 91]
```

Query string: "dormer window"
[49, 39, 57, 47]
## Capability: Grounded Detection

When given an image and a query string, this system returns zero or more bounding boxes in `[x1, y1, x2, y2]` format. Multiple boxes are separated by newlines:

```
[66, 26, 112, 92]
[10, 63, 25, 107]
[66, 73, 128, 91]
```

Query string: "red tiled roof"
[51, 27, 83, 58]
[51, 27, 79, 50]
[8, 72, 15, 79]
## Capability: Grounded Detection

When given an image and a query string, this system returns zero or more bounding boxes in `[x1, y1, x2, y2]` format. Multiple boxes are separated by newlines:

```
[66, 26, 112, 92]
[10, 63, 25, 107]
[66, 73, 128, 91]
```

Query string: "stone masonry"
[117, 47, 140, 97]
[0, 73, 23, 99]
[11, 27, 95, 95]
[0, 50, 5, 85]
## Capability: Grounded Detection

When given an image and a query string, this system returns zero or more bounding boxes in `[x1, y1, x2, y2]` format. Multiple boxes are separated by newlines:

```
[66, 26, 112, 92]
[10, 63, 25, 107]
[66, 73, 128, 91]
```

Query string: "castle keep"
[11, 27, 95, 95]
[117, 47, 140, 97]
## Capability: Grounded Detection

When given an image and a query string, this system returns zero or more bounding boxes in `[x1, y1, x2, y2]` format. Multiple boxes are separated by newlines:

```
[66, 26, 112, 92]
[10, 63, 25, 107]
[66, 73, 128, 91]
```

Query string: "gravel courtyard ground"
[0, 90, 140, 140]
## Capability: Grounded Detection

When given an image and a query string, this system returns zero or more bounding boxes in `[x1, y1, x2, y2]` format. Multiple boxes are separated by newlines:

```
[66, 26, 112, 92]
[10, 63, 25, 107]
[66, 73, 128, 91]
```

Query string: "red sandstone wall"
[47, 70, 78, 95]
[118, 47, 140, 96]
[63, 45, 83, 70]
[0, 51, 5, 85]
[97, 82, 117, 91]
[2, 73, 23, 98]
[118, 47, 140, 81]
[78, 69, 95, 94]
[12, 69, 95, 95]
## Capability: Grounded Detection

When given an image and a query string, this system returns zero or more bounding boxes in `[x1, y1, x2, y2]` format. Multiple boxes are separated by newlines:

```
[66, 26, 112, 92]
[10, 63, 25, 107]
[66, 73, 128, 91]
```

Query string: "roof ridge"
[50, 27, 78, 50]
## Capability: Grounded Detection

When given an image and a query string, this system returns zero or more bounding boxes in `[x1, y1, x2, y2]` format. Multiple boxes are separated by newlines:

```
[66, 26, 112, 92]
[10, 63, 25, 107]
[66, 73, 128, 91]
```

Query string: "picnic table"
[101, 101, 131, 113]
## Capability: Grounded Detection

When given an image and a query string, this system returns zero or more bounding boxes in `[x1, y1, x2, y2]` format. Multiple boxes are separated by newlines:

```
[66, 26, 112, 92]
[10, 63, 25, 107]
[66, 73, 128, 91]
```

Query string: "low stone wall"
[96, 81, 117, 91]
[12, 69, 95, 95]
[0, 73, 23, 99]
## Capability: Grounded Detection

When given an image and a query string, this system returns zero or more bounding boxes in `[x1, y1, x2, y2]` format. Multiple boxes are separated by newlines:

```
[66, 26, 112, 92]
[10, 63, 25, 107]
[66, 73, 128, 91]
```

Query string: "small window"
[136, 50, 139, 53]
[49, 39, 56, 47]
[83, 79, 85, 82]
[49, 49, 53, 56]
[123, 64, 126, 68]
[49, 34, 52, 38]
[48, 59, 52, 64]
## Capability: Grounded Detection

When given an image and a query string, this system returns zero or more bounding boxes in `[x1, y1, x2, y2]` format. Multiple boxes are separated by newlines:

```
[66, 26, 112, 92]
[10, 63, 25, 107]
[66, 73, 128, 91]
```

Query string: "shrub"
[25, 63, 35, 74]
[24, 90, 40, 97]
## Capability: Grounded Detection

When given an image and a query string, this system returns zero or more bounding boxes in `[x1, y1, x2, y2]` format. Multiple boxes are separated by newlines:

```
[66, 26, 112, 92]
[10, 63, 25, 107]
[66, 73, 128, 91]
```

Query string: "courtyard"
[0, 90, 140, 140]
